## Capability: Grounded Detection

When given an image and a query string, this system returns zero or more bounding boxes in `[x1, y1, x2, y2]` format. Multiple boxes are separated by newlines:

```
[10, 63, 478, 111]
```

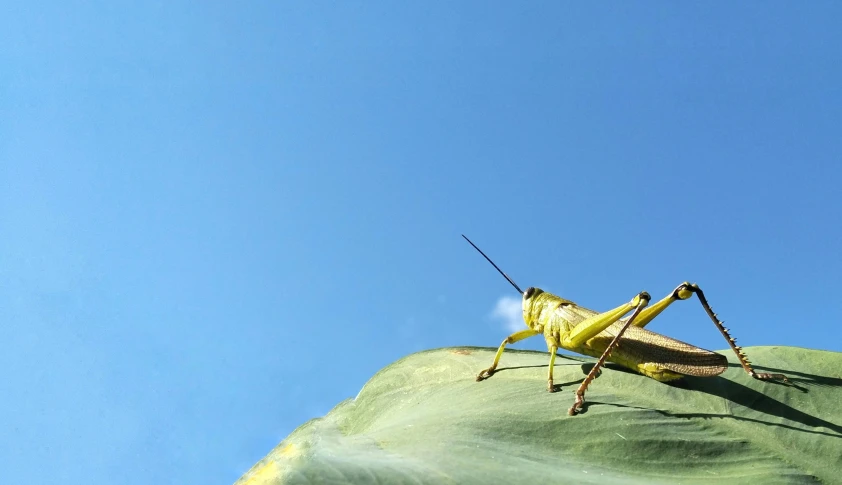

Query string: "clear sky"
[2, 2, 841, 484]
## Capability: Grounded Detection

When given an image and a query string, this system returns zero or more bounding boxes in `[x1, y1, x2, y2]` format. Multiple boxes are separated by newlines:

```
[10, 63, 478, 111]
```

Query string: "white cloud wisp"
[490, 296, 525, 333]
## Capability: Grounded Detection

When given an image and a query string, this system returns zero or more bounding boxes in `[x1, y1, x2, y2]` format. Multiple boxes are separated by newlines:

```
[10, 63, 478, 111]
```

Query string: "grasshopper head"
[522, 287, 544, 325]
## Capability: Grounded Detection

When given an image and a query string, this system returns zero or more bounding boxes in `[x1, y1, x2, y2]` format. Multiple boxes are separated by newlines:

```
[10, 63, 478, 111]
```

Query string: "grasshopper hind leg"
[681, 283, 789, 383]
[569, 293, 651, 415]
[617, 282, 789, 384]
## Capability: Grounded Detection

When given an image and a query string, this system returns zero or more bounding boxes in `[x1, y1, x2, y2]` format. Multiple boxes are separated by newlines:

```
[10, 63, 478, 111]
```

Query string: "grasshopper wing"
[601, 322, 728, 377]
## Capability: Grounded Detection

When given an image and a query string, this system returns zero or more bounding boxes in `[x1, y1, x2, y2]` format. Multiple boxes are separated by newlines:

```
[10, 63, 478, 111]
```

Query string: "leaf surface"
[237, 346, 842, 485]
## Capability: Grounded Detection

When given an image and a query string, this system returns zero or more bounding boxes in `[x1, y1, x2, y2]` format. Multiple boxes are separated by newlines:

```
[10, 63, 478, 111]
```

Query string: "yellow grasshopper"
[462, 235, 788, 416]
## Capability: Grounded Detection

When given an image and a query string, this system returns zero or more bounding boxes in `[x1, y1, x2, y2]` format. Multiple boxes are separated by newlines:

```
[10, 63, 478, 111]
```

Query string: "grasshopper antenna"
[462, 234, 524, 295]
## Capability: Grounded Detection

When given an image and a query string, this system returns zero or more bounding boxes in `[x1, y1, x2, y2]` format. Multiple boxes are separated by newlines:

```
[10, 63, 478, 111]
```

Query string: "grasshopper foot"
[547, 379, 556, 393]
[753, 372, 790, 384]
[476, 368, 496, 381]
[568, 394, 585, 416]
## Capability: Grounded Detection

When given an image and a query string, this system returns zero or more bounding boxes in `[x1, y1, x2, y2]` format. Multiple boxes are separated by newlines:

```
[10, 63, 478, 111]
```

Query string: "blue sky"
[2, 2, 841, 484]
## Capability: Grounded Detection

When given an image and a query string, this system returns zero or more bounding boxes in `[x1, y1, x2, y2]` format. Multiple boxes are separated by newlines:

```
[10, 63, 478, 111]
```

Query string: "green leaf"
[237, 346, 842, 484]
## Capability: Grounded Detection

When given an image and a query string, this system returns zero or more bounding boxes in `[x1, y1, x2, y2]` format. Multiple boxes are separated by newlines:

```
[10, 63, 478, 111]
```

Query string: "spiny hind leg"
[476, 328, 539, 381]
[630, 282, 788, 383]
[568, 292, 651, 415]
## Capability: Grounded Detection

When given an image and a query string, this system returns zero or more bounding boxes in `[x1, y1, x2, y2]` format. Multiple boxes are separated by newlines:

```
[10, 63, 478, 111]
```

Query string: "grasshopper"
[462, 235, 789, 416]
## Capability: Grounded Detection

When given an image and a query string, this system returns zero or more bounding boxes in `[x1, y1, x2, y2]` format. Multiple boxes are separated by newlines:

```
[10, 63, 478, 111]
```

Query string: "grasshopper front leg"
[476, 328, 539, 381]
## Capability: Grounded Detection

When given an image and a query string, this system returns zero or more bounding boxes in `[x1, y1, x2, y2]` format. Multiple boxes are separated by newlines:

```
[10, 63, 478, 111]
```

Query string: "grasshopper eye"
[524, 287, 536, 299]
